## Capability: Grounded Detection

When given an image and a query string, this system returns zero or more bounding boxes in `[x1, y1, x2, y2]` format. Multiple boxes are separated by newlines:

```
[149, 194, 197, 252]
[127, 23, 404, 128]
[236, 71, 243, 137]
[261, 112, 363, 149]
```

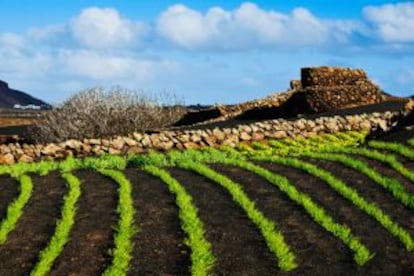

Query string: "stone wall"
[290, 80, 302, 90]
[283, 66, 388, 113]
[300, 81, 385, 112]
[301, 67, 367, 87]
[0, 111, 399, 164]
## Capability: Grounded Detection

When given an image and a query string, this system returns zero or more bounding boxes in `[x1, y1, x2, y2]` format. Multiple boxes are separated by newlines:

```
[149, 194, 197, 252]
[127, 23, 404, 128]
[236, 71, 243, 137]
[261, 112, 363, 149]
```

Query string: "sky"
[0, 1, 414, 105]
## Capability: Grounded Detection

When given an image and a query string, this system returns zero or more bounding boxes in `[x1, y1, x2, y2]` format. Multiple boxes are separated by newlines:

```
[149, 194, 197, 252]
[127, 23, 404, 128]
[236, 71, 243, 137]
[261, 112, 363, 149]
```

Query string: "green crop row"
[179, 148, 373, 266]
[30, 172, 81, 276]
[220, 158, 373, 265]
[319, 147, 414, 190]
[264, 132, 414, 190]
[0, 174, 33, 243]
[253, 138, 414, 209]
[368, 140, 414, 160]
[143, 165, 215, 276]
[252, 155, 414, 251]
[180, 161, 297, 271]
[98, 169, 137, 276]
[295, 152, 414, 209]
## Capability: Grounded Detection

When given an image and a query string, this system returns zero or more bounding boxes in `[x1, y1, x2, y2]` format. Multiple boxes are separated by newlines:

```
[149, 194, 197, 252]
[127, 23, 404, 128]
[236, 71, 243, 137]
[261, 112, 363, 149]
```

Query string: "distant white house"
[13, 104, 42, 110]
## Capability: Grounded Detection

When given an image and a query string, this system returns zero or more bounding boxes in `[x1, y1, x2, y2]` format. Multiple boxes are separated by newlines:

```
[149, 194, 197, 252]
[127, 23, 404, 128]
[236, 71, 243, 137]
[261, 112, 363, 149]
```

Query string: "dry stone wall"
[0, 111, 399, 165]
[283, 66, 388, 113]
[301, 67, 368, 87]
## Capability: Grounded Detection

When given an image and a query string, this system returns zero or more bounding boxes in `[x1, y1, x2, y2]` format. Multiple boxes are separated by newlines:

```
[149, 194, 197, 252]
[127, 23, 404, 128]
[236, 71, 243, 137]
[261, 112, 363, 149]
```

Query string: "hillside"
[0, 80, 50, 109]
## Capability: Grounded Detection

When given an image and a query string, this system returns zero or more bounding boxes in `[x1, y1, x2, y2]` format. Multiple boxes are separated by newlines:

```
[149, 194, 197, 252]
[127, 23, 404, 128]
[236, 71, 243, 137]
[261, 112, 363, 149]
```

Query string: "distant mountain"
[0, 80, 50, 109]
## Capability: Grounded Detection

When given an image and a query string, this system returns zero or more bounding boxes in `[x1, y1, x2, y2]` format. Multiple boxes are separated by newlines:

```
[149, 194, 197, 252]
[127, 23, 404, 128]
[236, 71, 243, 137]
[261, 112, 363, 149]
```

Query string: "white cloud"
[156, 4, 210, 49]
[70, 7, 147, 49]
[363, 2, 414, 43]
[58, 49, 178, 81]
[27, 24, 66, 41]
[0, 33, 25, 49]
[156, 2, 358, 50]
[0, 49, 52, 77]
[0, 33, 52, 76]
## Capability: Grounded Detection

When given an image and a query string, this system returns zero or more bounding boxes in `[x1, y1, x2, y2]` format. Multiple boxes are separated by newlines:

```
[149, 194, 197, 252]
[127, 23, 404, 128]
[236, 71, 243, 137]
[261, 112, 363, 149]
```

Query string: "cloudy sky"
[0, 0, 414, 105]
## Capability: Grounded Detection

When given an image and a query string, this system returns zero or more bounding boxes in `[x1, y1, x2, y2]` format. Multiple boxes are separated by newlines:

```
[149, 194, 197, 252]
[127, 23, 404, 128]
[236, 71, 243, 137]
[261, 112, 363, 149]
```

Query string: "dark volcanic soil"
[125, 169, 191, 276]
[50, 170, 117, 276]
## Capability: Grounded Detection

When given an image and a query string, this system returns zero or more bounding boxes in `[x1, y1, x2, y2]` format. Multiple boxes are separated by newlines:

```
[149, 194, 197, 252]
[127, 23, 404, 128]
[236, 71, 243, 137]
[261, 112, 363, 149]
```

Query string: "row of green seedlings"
[317, 131, 414, 164]
[131, 149, 374, 266]
[257, 133, 414, 209]
[98, 169, 136, 276]
[0, 167, 82, 276]
[0, 174, 33, 244]
[133, 153, 298, 272]
[309, 133, 414, 185]
[31, 172, 81, 276]
[178, 162, 298, 271]
[368, 140, 414, 160]
[0, 154, 215, 276]
[298, 133, 414, 208]
[143, 165, 216, 276]
[0, 156, 137, 276]
[227, 144, 414, 251]
[0, 153, 232, 275]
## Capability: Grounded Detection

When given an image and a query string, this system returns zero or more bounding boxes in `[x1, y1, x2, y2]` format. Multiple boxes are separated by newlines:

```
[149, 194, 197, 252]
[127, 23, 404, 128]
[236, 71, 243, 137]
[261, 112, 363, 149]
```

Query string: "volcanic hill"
[0, 80, 50, 109]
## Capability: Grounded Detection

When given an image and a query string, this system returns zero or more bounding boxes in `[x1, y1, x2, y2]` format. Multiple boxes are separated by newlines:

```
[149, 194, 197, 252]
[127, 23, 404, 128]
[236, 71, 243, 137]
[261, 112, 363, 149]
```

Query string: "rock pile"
[0, 111, 399, 164]
[284, 67, 388, 113]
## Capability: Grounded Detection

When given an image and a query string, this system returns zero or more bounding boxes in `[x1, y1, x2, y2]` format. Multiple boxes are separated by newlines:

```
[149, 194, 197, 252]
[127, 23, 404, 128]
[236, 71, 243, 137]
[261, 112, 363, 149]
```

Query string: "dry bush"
[29, 87, 185, 142]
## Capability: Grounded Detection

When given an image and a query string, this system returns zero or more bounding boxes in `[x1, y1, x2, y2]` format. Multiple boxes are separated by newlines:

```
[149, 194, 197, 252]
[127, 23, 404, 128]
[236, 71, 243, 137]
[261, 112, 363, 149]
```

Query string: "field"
[0, 130, 413, 275]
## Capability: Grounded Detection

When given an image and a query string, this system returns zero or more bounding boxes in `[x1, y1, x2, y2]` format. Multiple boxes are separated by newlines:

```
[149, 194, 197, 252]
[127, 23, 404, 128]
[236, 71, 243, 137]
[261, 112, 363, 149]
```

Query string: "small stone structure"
[284, 66, 387, 113]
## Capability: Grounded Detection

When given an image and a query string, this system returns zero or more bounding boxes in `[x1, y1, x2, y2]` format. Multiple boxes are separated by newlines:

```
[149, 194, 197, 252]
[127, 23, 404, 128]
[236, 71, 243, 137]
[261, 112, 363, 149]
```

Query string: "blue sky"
[0, 1, 414, 104]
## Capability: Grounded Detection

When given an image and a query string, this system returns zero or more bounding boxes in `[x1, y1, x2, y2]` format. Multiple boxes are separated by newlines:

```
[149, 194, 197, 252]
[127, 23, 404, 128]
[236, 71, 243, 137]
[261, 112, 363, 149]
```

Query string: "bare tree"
[29, 87, 185, 142]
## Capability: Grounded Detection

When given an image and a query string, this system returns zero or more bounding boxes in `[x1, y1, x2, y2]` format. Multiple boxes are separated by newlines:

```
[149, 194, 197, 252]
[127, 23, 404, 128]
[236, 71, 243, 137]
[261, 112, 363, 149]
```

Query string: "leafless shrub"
[29, 87, 185, 142]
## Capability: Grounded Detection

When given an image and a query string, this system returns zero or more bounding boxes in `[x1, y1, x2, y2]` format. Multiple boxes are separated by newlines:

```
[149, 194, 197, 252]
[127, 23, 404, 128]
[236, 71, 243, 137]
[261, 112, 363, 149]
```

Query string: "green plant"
[295, 152, 414, 209]
[214, 157, 373, 265]
[99, 169, 137, 276]
[31, 172, 81, 276]
[368, 141, 414, 160]
[253, 155, 414, 251]
[0, 174, 33, 244]
[143, 165, 215, 276]
[180, 161, 297, 271]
